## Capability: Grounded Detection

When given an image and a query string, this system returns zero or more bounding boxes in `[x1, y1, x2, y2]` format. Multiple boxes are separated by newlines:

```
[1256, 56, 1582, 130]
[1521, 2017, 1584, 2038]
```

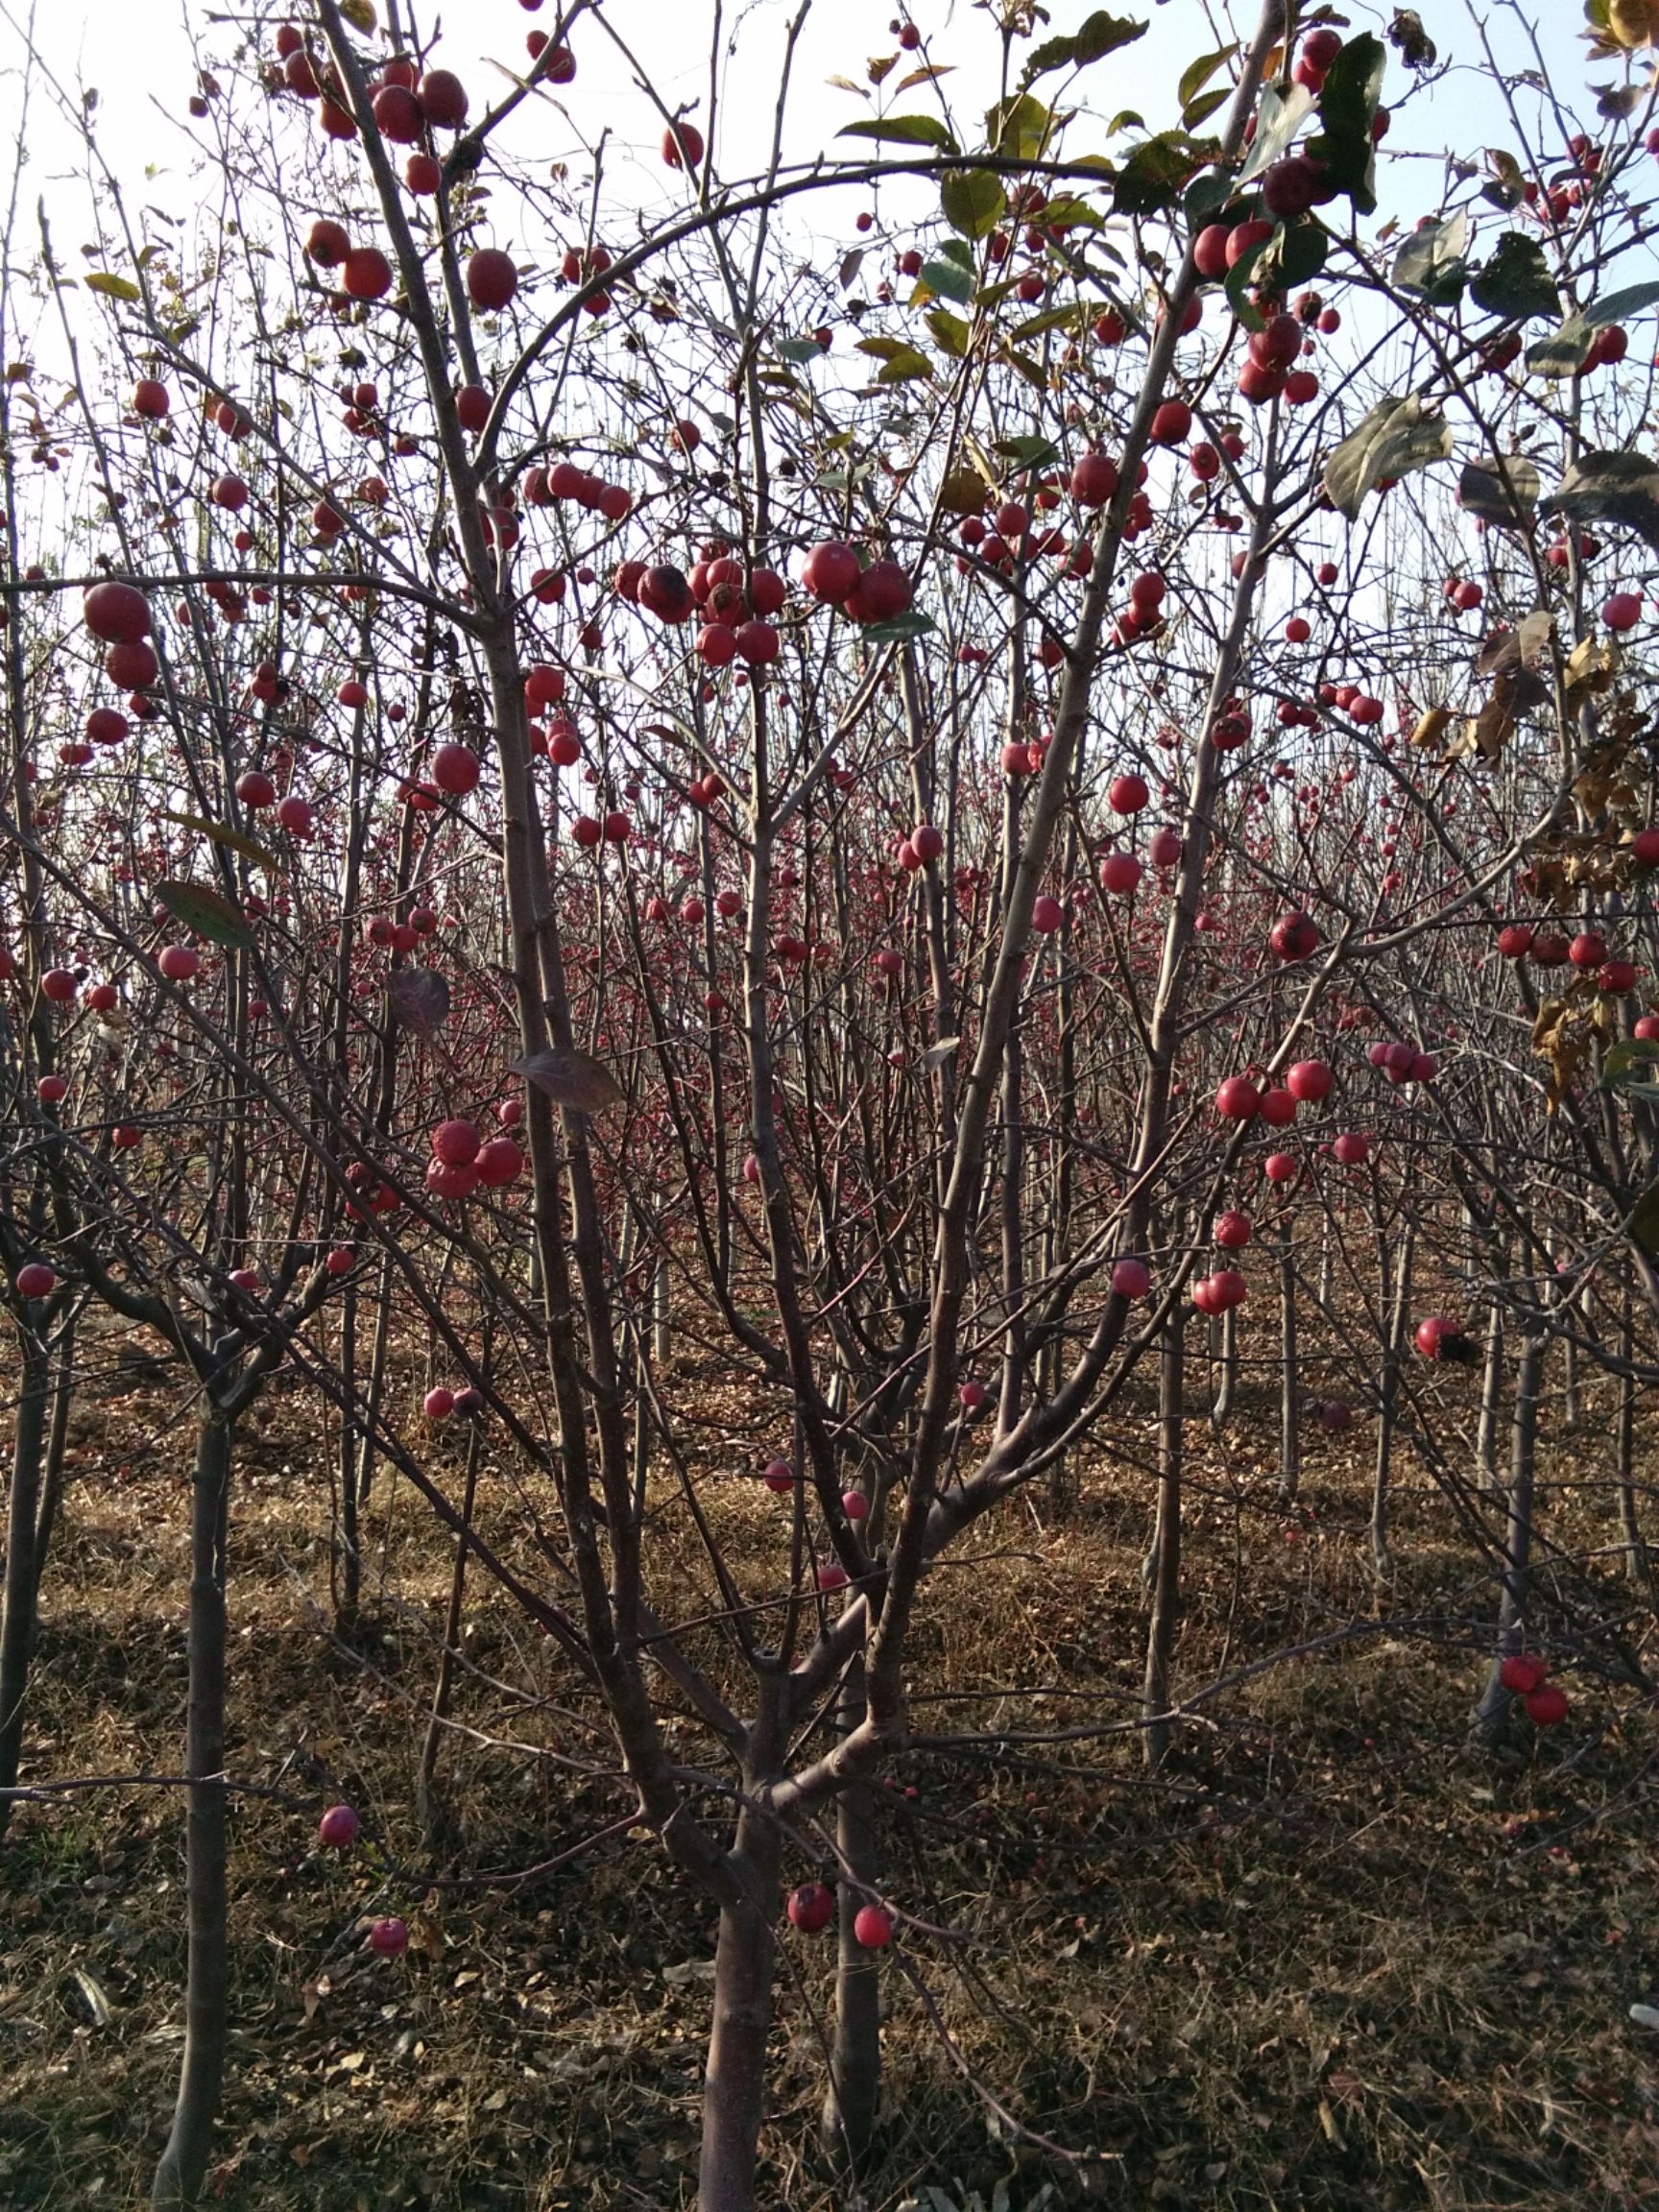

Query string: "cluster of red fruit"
[785, 1883, 891, 1947]
[1497, 1653, 1569, 1728]
[522, 456, 632, 521]
[424, 1114, 524, 1202]
[1497, 915, 1647, 1002]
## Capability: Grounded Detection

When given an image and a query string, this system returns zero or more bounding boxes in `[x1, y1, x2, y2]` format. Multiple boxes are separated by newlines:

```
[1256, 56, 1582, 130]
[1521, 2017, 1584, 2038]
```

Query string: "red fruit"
[1286, 1058, 1333, 1104]
[853, 1904, 893, 1949]
[84, 580, 152, 644]
[325, 1246, 354, 1276]
[343, 247, 394, 301]
[41, 969, 77, 1002]
[236, 770, 276, 809]
[1193, 223, 1232, 279]
[1524, 1684, 1569, 1728]
[1214, 1210, 1252, 1249]
[425, 1386, 456, 1420]
[1108, 772, 1149, 815]
[804, 541, 860, 601]
[419, 68, 468, 127]
[1262, 155, 1321, 220]
[306, 217, 349, 267]
[787, 1883, 834, 1933]
[734, 619, 780, 665]
[1215, 1076, 1260, 1120]
[1225, 217, 1273, 267]
[639, 565, 696, 624]
[1630, 828, 1659, 867]
[1569, 931, 1607, 970]
[1070, 450, 1118, 507]
[318, 1804, 360, 1848]
[86, 983, 117, 1012]
[1258, 1087, 1296, 1127]
[431, 742, 481, 796]
[1148, 828, 1181, 868]
[1112, 1257, 1151, 1299]
[1099, 852, 1142, 895]
[1264, 1151, 1297, 1184]
[467, 249, 517, 311]
[1269, 910, 1320, 962]
[1496, 923, 1534, 958]
[368, 1916, 409, 1957]
[405, 152, 442, 195]
[158, 946, 199, 981]
[432, 1118, 480, 1166]
[1603, 590, 1643, 632]
[1414, 1315, 1456, 1358]
[911, 823, 944, 863]
[843, 561, 912, 624]
[15, 1263, 57, 1299]
[107, 641, 160, 689]
[473, 1138, 524, 1188]
[212, 472, 249, 511]
[132, 376, 170, 418]
[1499, 1653, 1548, 1695]
[958, 1381, 987, 1410]
[1332, 1132, 1368, 1166]
[1032, 894, 1064, 932]
[1149, 399, 1191, 445]
[662, 119, 705, 168]
[456, 384, 491, 433]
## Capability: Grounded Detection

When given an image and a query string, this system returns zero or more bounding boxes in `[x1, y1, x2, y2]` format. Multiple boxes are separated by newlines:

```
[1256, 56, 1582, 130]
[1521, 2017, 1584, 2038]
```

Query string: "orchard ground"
[2, 1304, 1656, 2212]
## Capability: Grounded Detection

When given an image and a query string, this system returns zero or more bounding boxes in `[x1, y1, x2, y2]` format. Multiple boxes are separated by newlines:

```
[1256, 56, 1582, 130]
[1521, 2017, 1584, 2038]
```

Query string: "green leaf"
[1457, 454, 1540, 528]
[85, 272, 141, 302]
[837, 114, 958, 150]
[162, 810, 284, 875]
[1392, 210, 1469, 301]
[860, 609, 937, 641]
[988, 94, 1054, 162]
[1178, 43, 1237, 116]
[1601, 1037, 1659, 1086]
[1184, 169, 1234, 226]
[1183, 88, 1230, 128]
[1542, 448, 1659, 554]
[1113, 132, 1218, 217]
[1626, 1179, 1659, 1257]
[154, 878, 257, 950]
[1310, 33, 1385, 213]
[776, 336, 825, 365]
[1019, 11, 1146, 88]
[1033, 195, 1103, 230]
[925, 307, 971, 356]
[1323, 396, 1454, 518]
[1238, 82, 1314, 184]
[856, 336, 934, 383]
[936, 238, 975, 270]
[993, 433, 1063, 469]
[1013, 302, 1089, 342]
[942, 169, 1006, 239]
[1527, 314, 1593, 378]
[919, 256, 974, 303]
[1585, 279, 1659, 325]
[1469, 231, 1559, 321]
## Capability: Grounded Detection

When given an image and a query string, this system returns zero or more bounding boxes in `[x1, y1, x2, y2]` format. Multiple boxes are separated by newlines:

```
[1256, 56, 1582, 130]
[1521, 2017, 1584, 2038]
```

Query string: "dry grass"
[3, 1322, 1658, 2211]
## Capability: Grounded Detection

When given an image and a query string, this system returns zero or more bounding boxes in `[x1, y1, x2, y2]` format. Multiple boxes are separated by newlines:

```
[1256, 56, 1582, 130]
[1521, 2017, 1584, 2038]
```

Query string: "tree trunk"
[1370, 1224, 1414, 1582]
[1210, 1302, 1235, 1431]
[1142, 1316, 1184, 1769]
[153, 1404, 233, 2209]
[1476, 1276, 1506, 1503]
[1475, 1327, 1544, 1745]
[700, 1807, 781, 2212]
[1616, 1276, 1651, 1594]
[0, 1327, 50, 1844]
[1277, 1231, 1300, 1503]
[418, 1425, 481, 1846]
[820, 1658, 880, 2171]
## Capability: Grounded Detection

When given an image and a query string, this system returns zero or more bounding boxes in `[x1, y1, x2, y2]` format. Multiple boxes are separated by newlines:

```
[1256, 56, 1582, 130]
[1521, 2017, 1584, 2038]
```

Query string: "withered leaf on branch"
[386, 968, 450, 1035]
[512, 1047, 625, 1115]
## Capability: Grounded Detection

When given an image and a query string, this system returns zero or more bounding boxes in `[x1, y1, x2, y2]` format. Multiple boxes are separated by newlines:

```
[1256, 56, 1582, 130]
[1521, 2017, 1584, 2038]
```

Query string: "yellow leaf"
[1410, 706, 1452, 751]
[1608, 0, 1659, 46]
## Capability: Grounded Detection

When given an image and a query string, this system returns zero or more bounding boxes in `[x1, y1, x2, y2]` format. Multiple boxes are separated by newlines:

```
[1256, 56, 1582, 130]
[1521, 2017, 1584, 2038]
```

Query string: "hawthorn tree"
[4, 2, 1659, 2208]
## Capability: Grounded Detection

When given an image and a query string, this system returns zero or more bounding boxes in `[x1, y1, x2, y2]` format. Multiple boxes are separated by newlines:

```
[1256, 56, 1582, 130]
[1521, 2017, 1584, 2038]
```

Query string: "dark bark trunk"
[1143, 1316, 1184, 1769]
[1277, 1232, 1300, 1503]
[700, 1808, 781, 2212]
[152, 1404, 232, 2209]
[1475, 1329, 1543, 1745]
[820, 1659, 880, 2169]
[0, 1328, 50, 1844]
